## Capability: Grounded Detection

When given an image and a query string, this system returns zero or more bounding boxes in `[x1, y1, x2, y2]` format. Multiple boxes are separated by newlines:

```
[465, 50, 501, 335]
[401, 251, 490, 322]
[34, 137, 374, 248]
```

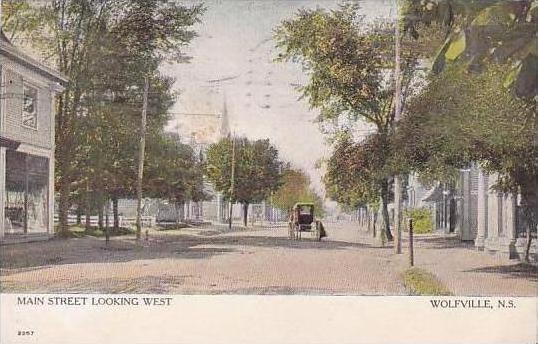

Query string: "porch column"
[505, 193, 518, 259]
[475, 169, 488, 250]
[217, 193, 222, 222]
[460, 170, 471, 240]
[0, 147, 5, 239]
[48, 153, 55, 234]
[486, 173, 500, 244]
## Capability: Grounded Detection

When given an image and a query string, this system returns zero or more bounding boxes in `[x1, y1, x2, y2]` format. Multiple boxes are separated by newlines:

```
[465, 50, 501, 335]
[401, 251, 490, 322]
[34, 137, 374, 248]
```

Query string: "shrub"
[402, 268, 452, 296]
[403, 207, 433, 234]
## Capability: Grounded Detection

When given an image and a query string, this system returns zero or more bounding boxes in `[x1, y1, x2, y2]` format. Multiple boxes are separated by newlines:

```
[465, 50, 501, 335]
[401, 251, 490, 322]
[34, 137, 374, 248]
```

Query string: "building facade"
[0, 32, 66, 242]
[410, 166, 536, 261]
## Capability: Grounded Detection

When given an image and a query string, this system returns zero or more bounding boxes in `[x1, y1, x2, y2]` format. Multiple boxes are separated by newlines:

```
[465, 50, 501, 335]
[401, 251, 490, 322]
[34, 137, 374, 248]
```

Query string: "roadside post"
[408, 218, 414, 267]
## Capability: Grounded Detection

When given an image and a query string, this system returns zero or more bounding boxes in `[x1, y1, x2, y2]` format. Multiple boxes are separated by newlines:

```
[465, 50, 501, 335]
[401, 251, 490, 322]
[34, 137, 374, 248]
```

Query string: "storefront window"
[4, 150, 49, 234]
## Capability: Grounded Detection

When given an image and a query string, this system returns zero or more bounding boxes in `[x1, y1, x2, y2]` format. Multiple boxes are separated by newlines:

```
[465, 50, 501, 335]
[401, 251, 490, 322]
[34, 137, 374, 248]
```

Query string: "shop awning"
[0, 136, 21, 150]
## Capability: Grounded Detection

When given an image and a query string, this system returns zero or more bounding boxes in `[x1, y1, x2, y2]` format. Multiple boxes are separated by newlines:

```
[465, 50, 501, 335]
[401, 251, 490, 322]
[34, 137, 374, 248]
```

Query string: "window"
[22, 83, 38, 129]
[4, 150, 49, 234]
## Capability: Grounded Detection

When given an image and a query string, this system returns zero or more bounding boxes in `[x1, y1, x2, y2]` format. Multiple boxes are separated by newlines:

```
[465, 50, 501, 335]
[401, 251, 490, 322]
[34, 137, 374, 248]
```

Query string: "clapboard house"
[408, 165, 536, 261]
[0, 32, 67, 242]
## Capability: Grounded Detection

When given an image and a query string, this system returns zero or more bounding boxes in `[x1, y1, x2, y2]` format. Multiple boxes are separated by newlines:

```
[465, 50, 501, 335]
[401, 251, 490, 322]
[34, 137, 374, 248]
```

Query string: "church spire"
[219, 95, 230, 138]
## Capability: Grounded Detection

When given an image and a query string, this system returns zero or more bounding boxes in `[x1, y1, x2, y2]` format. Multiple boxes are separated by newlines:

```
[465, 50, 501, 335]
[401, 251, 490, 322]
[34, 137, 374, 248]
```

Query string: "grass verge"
[56, 225, 135, 238]
[402, 267, 453, 296]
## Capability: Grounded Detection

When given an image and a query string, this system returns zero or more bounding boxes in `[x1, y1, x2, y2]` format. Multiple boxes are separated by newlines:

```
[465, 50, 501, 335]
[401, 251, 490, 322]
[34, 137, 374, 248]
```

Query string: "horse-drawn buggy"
[288, 203, 326, 241]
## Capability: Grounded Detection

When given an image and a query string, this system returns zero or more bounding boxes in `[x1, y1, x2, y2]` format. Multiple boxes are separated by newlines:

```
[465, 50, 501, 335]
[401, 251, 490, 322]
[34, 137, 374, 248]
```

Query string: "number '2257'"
[17, 330, 35, 336]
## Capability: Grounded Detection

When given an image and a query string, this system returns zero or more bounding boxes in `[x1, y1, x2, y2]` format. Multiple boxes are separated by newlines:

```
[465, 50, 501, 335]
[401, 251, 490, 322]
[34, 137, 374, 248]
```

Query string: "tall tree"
[274, 4, 420, 239]
[272, 168, 325, 217]
[402, 0, 537, 98]
[145, 132, 209, 214]
[397, 0, 537, 260]
[3, 0, 204, 236]
[206, 137, 283, 227]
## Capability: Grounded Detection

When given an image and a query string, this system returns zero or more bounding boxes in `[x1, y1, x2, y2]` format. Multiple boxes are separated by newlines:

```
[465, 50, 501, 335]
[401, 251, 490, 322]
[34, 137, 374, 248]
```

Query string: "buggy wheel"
[288, 223, 295, 240]
[315, 221, 321, 241]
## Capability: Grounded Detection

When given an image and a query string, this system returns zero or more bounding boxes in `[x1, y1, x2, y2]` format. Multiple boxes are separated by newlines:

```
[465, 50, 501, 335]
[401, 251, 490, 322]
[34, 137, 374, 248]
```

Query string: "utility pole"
[393, 0, 403, 254]
[228, 133, 236, 230]
[136, 75, 149, 240]
[408, 218, 414, 266]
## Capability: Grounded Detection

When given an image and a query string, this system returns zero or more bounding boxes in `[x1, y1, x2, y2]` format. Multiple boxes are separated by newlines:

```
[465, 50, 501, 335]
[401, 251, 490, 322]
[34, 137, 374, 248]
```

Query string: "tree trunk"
[393, 175, 402, 253]
[524, 225, 533, 263]
[76, 206, 82, 225]
[136, 75, 149, 240]
[228, 201, 233, 230]
[367, 209, 372, 233]
[372, 211, 377, 238]
[104, 201, 110, 244]
[85, 183, 91, 232]
[96, 189, 104, 230]
[380, 179, 393, 241]
[58, 181, 70, 237]
[105, 202, 110, 229]
[98, 203, 104, 231]
[521, 182, 537, 263]
[175, 202, 181, 226]
[242, 203, 249, 227]
[179, 202, 185, 221]
[112, 196, 119, 230]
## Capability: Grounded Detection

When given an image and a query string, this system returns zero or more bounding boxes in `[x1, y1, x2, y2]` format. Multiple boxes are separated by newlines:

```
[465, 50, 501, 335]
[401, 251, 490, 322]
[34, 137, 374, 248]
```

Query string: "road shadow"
[414, 236, 475, 250]
[0, 232, 371, 271]
[464, 263, 538, 282]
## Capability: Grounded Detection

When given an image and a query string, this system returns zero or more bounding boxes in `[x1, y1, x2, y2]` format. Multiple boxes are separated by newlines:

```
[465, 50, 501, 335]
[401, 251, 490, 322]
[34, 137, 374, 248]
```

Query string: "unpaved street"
[1, 223, 536, 295]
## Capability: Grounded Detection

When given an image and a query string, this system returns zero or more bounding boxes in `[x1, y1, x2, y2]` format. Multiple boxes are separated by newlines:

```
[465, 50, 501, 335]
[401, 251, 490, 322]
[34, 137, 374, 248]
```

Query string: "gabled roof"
[0, 30, 68, 85]
[0, 31, 12, 45]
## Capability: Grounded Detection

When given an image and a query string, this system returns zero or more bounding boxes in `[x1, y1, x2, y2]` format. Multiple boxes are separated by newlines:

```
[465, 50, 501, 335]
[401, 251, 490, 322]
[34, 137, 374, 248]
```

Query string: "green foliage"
[2, 0, 205, 233]
[205, 137, 283, 205]
[402, 268, 452, 296]
[397, 0, 537, 243]
[144, 133, 208, 204]
[402, 0, 538, 98]
[274, 4, 398, 133]
[0, 0, 44, 43]
[68, 225, 134, 238]
[393, 62, 537, 222]
[403, 208, 433, 234]
[271, 168, 325, 217]
[324, 134, 390, 209]
[274, 3, 424, 232]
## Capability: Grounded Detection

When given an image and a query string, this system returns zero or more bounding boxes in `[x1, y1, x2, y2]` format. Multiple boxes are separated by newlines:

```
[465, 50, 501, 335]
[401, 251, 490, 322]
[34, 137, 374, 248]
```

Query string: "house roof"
[0, 31, 12, 45]
[421, 186, 444, 202]
[0, 30, 68, 85]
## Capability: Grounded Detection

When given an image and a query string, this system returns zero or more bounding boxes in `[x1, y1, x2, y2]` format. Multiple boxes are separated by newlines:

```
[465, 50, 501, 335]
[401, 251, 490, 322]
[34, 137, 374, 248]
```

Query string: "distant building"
[0, 32, 67, 242]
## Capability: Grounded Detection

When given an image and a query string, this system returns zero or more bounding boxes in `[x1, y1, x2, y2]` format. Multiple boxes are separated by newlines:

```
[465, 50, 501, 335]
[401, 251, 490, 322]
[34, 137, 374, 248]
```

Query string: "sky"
[163, 0, 394, 197]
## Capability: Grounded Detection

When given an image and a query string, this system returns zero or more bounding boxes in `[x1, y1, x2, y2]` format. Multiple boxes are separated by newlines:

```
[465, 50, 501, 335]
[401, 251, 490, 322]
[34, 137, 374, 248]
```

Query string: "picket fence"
[53, 214, 156, 228]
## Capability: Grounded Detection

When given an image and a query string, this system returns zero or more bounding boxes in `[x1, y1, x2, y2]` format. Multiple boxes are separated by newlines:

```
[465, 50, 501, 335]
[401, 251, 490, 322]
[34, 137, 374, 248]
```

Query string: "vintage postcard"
[0, 0, 536, 343]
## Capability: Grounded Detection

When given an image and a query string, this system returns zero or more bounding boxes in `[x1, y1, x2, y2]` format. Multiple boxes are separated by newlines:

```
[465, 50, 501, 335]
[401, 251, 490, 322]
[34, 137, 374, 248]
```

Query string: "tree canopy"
[205, 137, 283, 226]
[402, 0, 538, 98]
[2, 0, 206, 234]
[272, 168, 325, 217]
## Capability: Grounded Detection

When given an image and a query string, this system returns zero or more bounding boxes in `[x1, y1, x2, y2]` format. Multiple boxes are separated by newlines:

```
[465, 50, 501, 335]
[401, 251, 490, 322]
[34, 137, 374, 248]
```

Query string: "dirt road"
[1, 223, 536, 295]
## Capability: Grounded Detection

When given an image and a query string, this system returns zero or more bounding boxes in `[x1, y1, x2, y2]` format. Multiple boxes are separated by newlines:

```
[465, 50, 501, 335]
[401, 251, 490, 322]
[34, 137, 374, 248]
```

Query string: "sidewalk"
[404, 234, 537, 296]
[352, 227, 536, 296]
[323, 222, 536, 296]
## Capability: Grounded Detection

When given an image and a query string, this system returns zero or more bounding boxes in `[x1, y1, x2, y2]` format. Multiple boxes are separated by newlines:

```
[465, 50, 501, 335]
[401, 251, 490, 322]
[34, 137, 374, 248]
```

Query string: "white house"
[0, 32, 67, 243]
[410, 166, 536, 261]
